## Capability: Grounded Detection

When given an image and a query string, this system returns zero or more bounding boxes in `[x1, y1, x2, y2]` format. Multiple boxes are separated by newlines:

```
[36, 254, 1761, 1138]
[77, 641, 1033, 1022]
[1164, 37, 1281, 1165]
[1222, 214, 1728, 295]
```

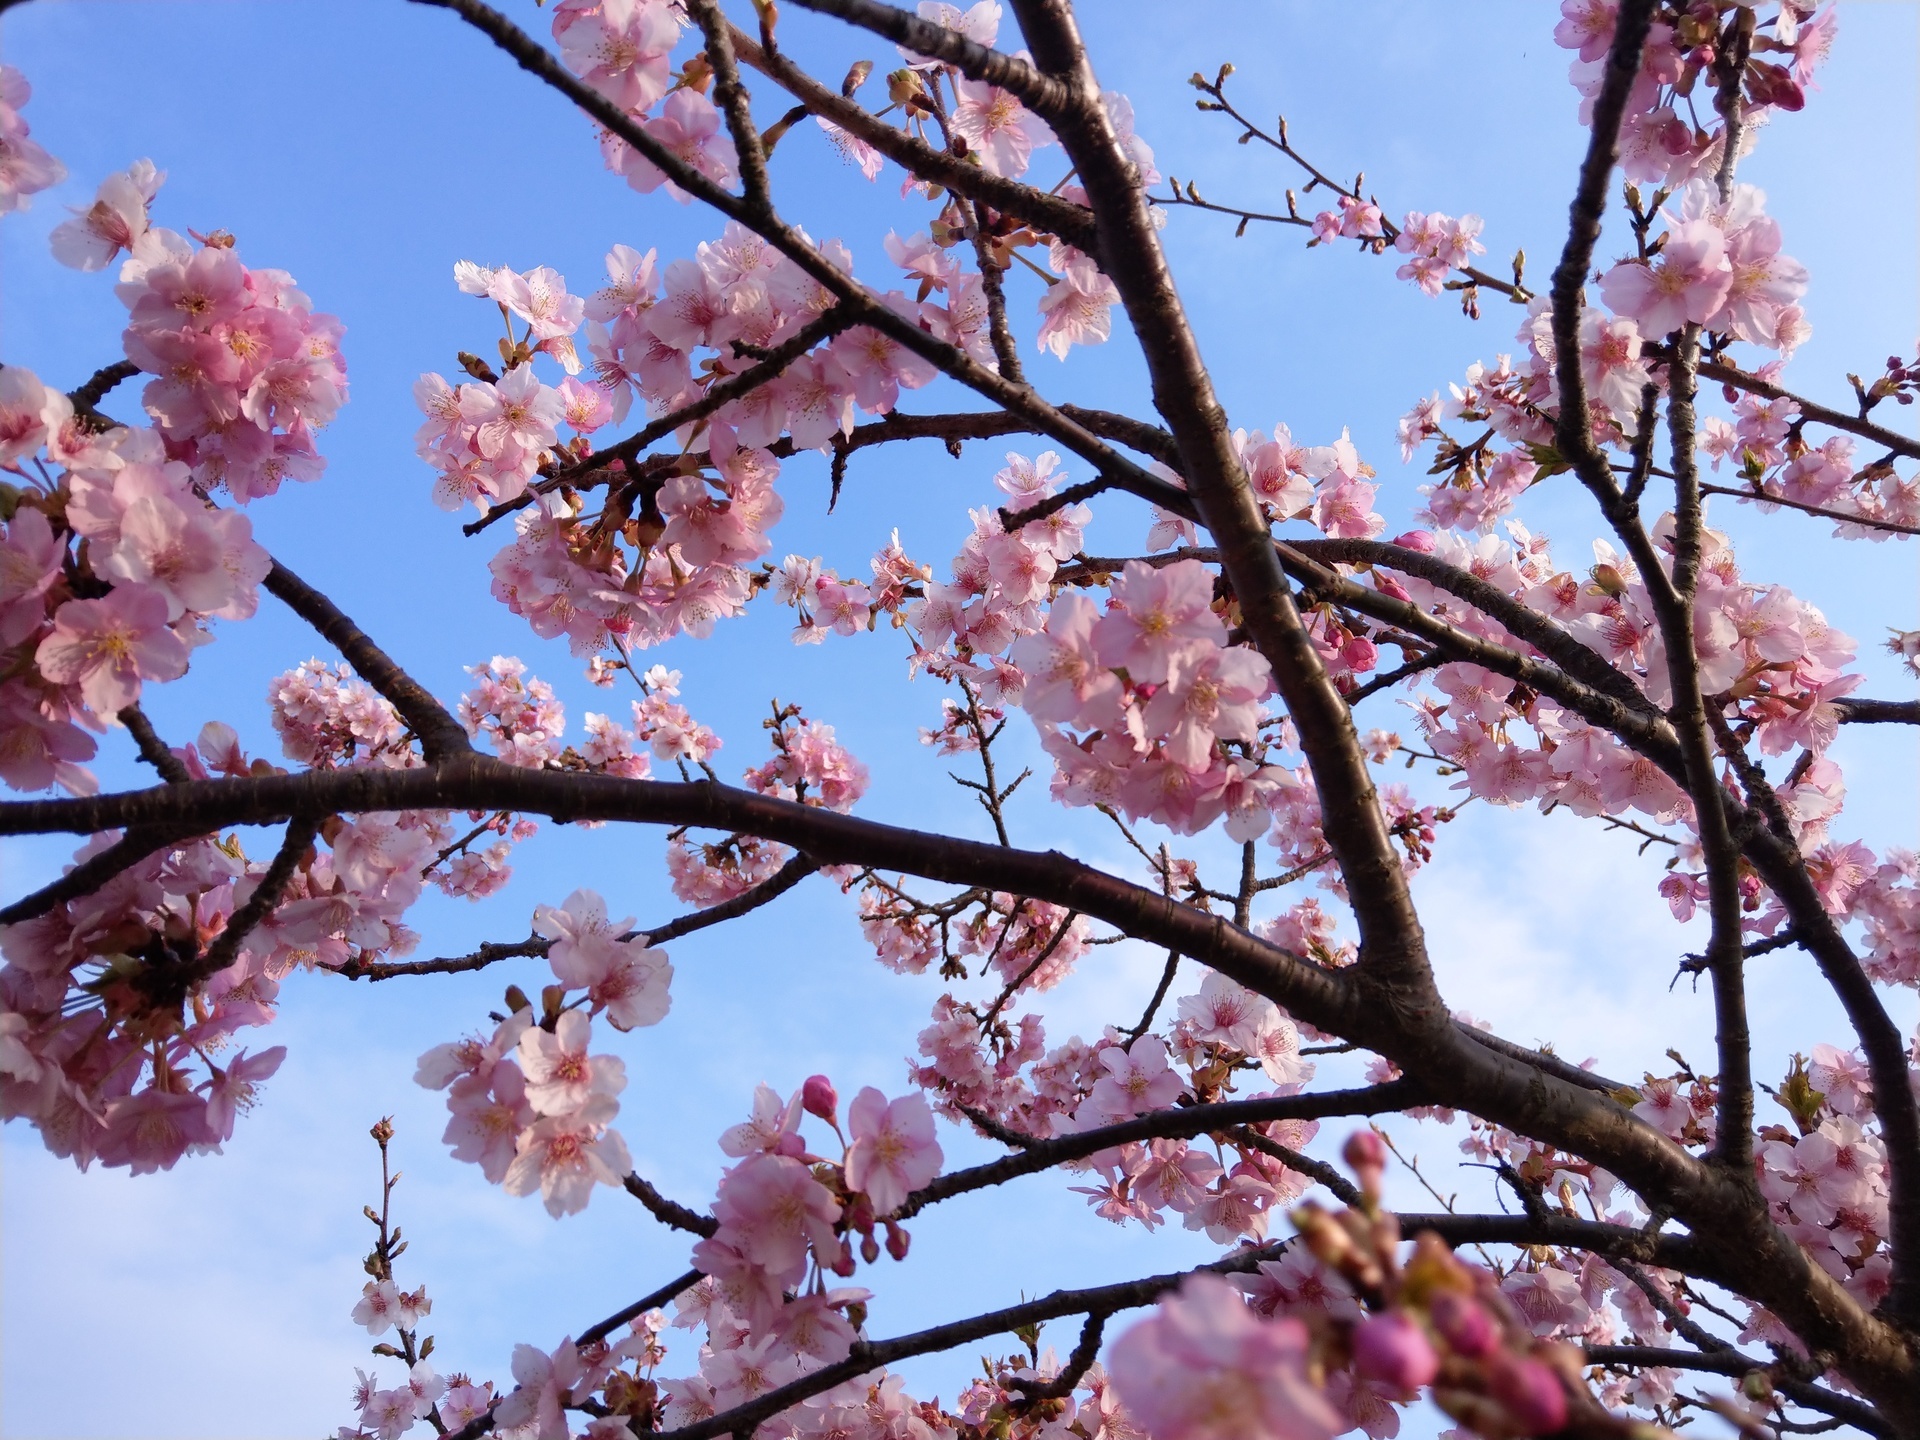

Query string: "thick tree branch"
[66, 358, 140, 422]
[197, 817, 320, 977]
[1581, 1346, 1890, 1437]
[623, 1173, 718, 1237]
[0, 824, 203, 926]
[730, 27, 1097, 251]
[1548, 0, 1655, 502]
[1007, 0, 1440, 1035]
[779, 0, 1071, 111]
[116, 705, 193, 784]
[1834, 698, 1920, 726]
[263, 560, 472, 761]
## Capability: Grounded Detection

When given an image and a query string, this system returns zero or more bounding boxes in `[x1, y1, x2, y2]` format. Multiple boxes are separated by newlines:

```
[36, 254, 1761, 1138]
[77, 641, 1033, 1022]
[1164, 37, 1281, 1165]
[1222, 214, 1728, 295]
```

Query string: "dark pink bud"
[828, 1241, 858, 1278]
[1429, 1291, 1498, 1359]
[1748, 62, 1806, 112]
[1486, 1354, 1568, 1435]
[1657, 115, 1696, 157]
[884, 1220, 911, 1261]
[1390, 529, 1437, 554]
[1352, 1312, 1439, 1391]
[859, 1232, 881, 1265]
[844, 1194, 876, 1233]
[802, 1074, 839, 1124]
[1343, 1129, 1388, 1171]
[1342, 1129, 1389, 1197]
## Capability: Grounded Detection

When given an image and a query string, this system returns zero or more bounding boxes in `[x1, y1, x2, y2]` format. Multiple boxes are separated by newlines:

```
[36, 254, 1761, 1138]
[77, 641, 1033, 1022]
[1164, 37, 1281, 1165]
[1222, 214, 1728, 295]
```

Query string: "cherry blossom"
[1108, 1274, 1341, 1440]
[843, 1086, 943, 1215]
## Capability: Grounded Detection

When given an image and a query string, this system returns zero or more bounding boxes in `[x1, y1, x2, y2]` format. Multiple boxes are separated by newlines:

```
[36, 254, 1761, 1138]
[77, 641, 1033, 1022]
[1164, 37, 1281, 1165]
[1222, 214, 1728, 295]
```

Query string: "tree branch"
[263, 560, 472, 761]
[116, 705, 193, 785]
[623, 1173, 718, 1237]
[779, 0, 1071, 112]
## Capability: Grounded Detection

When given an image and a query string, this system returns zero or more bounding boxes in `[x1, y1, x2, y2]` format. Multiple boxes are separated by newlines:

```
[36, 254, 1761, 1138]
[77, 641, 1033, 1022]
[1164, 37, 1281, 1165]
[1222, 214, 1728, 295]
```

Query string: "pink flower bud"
[884, 1219, 911, 1261]
[1429, 1291, 1498, 1359]
[1747, 63, 1805, 112]
[1486, 1354, 1567, 1435]
[1343, 1128, 1388, 1198]
[844, 1194, 875, 1233]
[802, 1074, 839, 1124]
[1352, 1312, 1439, 1391]
[1390, 530, 1437, 554]
[860, 1233, 881, 1265]
[1342, 1129, 1388, 1172]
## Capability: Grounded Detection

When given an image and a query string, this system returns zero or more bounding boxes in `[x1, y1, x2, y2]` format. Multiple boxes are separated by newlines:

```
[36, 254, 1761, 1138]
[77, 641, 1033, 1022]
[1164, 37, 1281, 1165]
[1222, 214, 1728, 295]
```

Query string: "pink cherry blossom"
[1108, 1274, 1341, 1440]
[36, 583, 191, 715]
[1600, 219, 1733, 337]
[503, 1094, 633, 1216]
[844, 1086, 943, 1215]
[1092, 560, 1226, 685]
[518, 1010, 626, 1117]
[1088, 1038, 1184, 1121]
[949, 77, 1054, 178]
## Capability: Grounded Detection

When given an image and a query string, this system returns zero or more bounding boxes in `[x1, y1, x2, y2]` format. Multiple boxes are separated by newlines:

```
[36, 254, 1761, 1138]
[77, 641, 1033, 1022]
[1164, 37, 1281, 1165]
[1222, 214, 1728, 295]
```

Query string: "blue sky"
[1, 2, 1916, 1436]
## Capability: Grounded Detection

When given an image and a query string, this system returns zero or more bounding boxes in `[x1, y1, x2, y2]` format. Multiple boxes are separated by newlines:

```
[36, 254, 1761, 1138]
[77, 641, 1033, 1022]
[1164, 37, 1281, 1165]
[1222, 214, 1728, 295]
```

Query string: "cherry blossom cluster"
[904, 967, 1328, 1243]
[418, 887, 672, 1217]
[445, 5, 1157, 666]
[103, 220, 348, 502]
[662, 695, 867, 907]
[0, 817, 292, 1171]
[1014, 559, 1286, 838]
[742, 704, 871, 813]
[1556, 2, 1837, 188]
[1702, 387, 1920, 537]
[0, 385, 274, 793]
[1601, 180, 1809, 352]
[414, 261, 593, 514]
[0, 65, 65, 216]
[1749, 1048, 1893, 1326]
[0, 161, 349, 805]
[0, 674, 560, 1171]
[1117, 1133, 1706, 1440]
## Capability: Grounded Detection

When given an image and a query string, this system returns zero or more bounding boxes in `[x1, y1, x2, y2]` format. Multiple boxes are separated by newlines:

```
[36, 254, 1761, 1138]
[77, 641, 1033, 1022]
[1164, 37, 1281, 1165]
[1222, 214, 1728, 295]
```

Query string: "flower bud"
[860, 1232, 881, 1265]
[1352, 1312, 1439, 1391]
[1486, 1354, 1568, 1435]
[1342, 1128, 1388, 1172]
[1343, 1128, 1388, 1199]
[1428, 1291, 1498, 1359]
[802, 1074, 839, 1125]
[884, 1220, 911, 1261]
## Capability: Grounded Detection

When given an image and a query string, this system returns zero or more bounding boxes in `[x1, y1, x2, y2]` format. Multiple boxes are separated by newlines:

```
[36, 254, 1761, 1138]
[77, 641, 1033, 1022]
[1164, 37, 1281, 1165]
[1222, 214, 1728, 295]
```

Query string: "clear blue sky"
[1, 2, 1916, 1436]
